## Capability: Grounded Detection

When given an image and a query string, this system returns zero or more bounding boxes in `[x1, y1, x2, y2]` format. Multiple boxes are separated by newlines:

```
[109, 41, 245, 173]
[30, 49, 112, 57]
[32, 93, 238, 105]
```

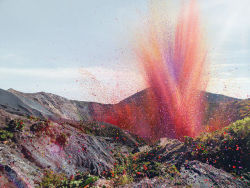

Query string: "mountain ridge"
[3, 88, 243, 120]
[2, 88, 247, 138]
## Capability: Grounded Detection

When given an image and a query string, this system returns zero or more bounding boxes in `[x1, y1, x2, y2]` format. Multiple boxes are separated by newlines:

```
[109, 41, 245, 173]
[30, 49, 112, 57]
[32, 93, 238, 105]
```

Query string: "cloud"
[0, 67, 79, 79]
[211, 63, 247, 68]
[208, 77, 250, 99]
[0, 66, 146, 103]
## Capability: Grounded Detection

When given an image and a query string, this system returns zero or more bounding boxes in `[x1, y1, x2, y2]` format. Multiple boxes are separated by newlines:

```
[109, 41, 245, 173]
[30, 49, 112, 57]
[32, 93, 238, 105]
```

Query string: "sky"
[0, 0, 249, 103]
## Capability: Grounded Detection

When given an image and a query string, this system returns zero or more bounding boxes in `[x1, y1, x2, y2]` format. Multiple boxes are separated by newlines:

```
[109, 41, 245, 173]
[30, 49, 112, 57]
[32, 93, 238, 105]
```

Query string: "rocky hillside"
[0, 88, 248, 187]
[5, 88, 243, 122]
[4, 88, 246, 140]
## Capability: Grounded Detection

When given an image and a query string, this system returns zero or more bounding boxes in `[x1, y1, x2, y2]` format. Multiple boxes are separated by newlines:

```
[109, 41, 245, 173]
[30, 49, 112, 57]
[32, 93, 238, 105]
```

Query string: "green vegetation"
[38, 170, 67, 188]
[186, 117, 250, 182]
[109, 146, 188, 186]
[0, 129, 13, 141]
[7, 119, 26, 132]
[231, 99, 250, 119]
[38, 170, 99, 188]
[109, 150, 167, 186]
[0, 119, 26, 141]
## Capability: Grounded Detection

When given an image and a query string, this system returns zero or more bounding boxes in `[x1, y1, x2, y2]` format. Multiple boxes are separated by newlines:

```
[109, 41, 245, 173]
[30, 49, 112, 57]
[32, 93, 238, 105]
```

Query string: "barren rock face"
[180, 161, 246, 188]
[17, 122, 116, 176]
[0, 144, 42, 187]
[0, 114, 139, 187]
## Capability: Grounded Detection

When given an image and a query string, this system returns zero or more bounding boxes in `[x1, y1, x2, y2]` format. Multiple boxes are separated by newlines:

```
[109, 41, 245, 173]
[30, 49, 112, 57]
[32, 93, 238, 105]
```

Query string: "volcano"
[2, 88, 247, 142]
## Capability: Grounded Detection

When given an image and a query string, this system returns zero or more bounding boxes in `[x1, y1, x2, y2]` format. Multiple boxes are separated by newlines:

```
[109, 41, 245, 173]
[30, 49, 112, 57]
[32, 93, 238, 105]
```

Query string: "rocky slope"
[0, 88, 248, 187]
[4, 88, 248, 140]
[5, 88, 244, 122]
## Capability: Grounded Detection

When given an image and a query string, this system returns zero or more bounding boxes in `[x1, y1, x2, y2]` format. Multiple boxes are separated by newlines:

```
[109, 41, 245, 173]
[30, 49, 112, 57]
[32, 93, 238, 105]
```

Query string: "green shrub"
[0, 119, 26, 141]
[38, 170, 67, 188]
[82, 175, 99, 187]
[115, 175, 133, 186]
[111, 150, 165, 185]
[38, 170, 99, 188]
[7, 119, 26, 132]
[0, 130, 13, 141]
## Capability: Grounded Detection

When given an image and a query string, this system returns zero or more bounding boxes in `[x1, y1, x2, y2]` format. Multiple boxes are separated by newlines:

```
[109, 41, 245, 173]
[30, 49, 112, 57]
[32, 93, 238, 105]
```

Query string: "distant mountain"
[6, 88, 109, 121]
[120, 89, 240, 105]
[91, 88, 247, 140]
[1, 88, 247, 139]
[0, 88, 48, 118]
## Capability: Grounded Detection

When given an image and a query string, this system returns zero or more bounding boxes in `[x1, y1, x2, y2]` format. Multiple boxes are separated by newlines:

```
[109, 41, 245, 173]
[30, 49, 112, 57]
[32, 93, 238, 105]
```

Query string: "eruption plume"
[93, 0, 208, 141]
[136, 0, 208, 140]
